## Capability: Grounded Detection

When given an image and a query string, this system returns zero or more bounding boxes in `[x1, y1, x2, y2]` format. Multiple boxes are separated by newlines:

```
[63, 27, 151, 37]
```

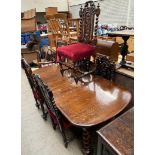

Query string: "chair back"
[21, 58, 32, 77]
[47, 14, 70, 47]
[48, 19, 63, 35]
[21, 58, 34, 89]
[95, 54, 116, 80]
[34, 74, 62, 127]
[22, 58, 45, 111]
[78, 1, 100, 45]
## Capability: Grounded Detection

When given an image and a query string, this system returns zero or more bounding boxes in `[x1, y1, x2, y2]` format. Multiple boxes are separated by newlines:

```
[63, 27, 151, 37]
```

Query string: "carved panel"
[95, 54, 116, 80]
[79, 1, 100, 45]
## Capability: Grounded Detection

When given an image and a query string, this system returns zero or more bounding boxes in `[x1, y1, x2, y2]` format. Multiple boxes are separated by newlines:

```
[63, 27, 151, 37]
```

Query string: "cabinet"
[97, 108, 134, 155]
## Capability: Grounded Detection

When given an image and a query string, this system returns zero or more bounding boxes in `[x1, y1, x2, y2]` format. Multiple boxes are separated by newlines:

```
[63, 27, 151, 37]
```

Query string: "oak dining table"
[33, 64, 132, 155]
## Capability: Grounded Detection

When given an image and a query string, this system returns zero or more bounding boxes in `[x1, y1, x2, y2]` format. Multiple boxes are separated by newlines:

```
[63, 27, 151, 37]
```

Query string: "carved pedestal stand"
[120, 36, 129, 65]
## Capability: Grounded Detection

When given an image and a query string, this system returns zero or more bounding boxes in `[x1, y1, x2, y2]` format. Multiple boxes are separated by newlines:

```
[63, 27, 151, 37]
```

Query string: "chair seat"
[57, 43, 95, 62]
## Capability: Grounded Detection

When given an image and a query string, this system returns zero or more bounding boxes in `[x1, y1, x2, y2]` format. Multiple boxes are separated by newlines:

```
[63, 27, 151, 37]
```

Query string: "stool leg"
[59, 55, 64, 76]
[93, 54, 96, 64]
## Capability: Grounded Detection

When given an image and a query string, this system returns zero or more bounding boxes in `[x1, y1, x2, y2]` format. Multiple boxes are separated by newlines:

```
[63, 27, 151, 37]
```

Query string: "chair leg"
[62, 131, 69, 148]
[32, 90, 40, 109]
[49, 116, 57, 130]
[35, 99, 40, 109]
[59, 126, 69, 148]
[59, 64, 64, 76]
[42, 111, 48, 120]
[82, 128, 92, 155]
[40, 102, 48, 120]
[74, 76, 79, 84]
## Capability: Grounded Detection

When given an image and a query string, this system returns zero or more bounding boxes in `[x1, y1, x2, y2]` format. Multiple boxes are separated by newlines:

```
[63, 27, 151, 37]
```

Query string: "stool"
[57, 43, 96, 83]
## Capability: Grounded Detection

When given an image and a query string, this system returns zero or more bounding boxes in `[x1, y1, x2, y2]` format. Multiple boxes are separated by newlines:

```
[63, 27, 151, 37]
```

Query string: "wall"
[69, 0, 96, 6]
[21, 0, 68, 12]
[69, 0, 134, 27]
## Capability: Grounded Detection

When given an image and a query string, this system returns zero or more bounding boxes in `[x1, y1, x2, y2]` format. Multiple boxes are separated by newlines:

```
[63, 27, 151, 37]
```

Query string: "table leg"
[120, 36, 129, 65]
[82, 128, 92, 155]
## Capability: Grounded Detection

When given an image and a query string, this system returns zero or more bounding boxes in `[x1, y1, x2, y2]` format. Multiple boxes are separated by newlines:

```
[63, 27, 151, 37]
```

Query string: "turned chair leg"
[49, 116, 57, 130]
[82, 128, 92, 155]
[35, 99, 40, 109]
[40, 102, 48, 120]
[61, 129, 69, 148]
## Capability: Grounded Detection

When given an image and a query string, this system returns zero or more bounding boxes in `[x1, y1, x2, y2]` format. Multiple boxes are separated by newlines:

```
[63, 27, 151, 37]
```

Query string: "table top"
[97, 108, 134, 155]
[107, 30, 134, 37]
[33, 65, 131, 127]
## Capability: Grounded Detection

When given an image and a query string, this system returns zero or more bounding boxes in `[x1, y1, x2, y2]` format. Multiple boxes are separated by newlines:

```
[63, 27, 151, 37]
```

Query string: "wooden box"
[96, 39, 119, 62]
[21, 8, 36, 33]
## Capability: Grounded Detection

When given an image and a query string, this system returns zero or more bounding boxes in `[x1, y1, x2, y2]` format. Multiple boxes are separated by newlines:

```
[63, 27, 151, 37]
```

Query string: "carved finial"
[79, 5, 83, 17]
[97, 3, 100, 8]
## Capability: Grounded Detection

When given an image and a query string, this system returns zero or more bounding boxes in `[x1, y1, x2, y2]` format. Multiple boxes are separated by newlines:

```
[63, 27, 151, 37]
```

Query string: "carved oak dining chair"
[56, 1, 100, 83]
[21, 58, 47, 119]
[95, 53, 116, 81]
[34, 74, 72, 148]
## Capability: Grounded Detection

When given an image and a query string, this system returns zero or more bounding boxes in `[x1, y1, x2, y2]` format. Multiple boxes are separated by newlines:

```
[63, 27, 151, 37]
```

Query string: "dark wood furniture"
[57, 1, 100, 83]
[107, 30, 134, 68]
[34, 74, 72, 148]
[97, 108, 134, 155]
[115, 36, 134, 54]
[33, 65, 132, 155]
[21, 58, 47, 119]
[95, 54, 116, 81]
[21, 8, 37, 33]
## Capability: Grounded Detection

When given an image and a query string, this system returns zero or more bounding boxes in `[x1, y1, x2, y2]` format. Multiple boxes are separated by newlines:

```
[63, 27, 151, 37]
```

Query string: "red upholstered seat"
[57, 43, 95, 62]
